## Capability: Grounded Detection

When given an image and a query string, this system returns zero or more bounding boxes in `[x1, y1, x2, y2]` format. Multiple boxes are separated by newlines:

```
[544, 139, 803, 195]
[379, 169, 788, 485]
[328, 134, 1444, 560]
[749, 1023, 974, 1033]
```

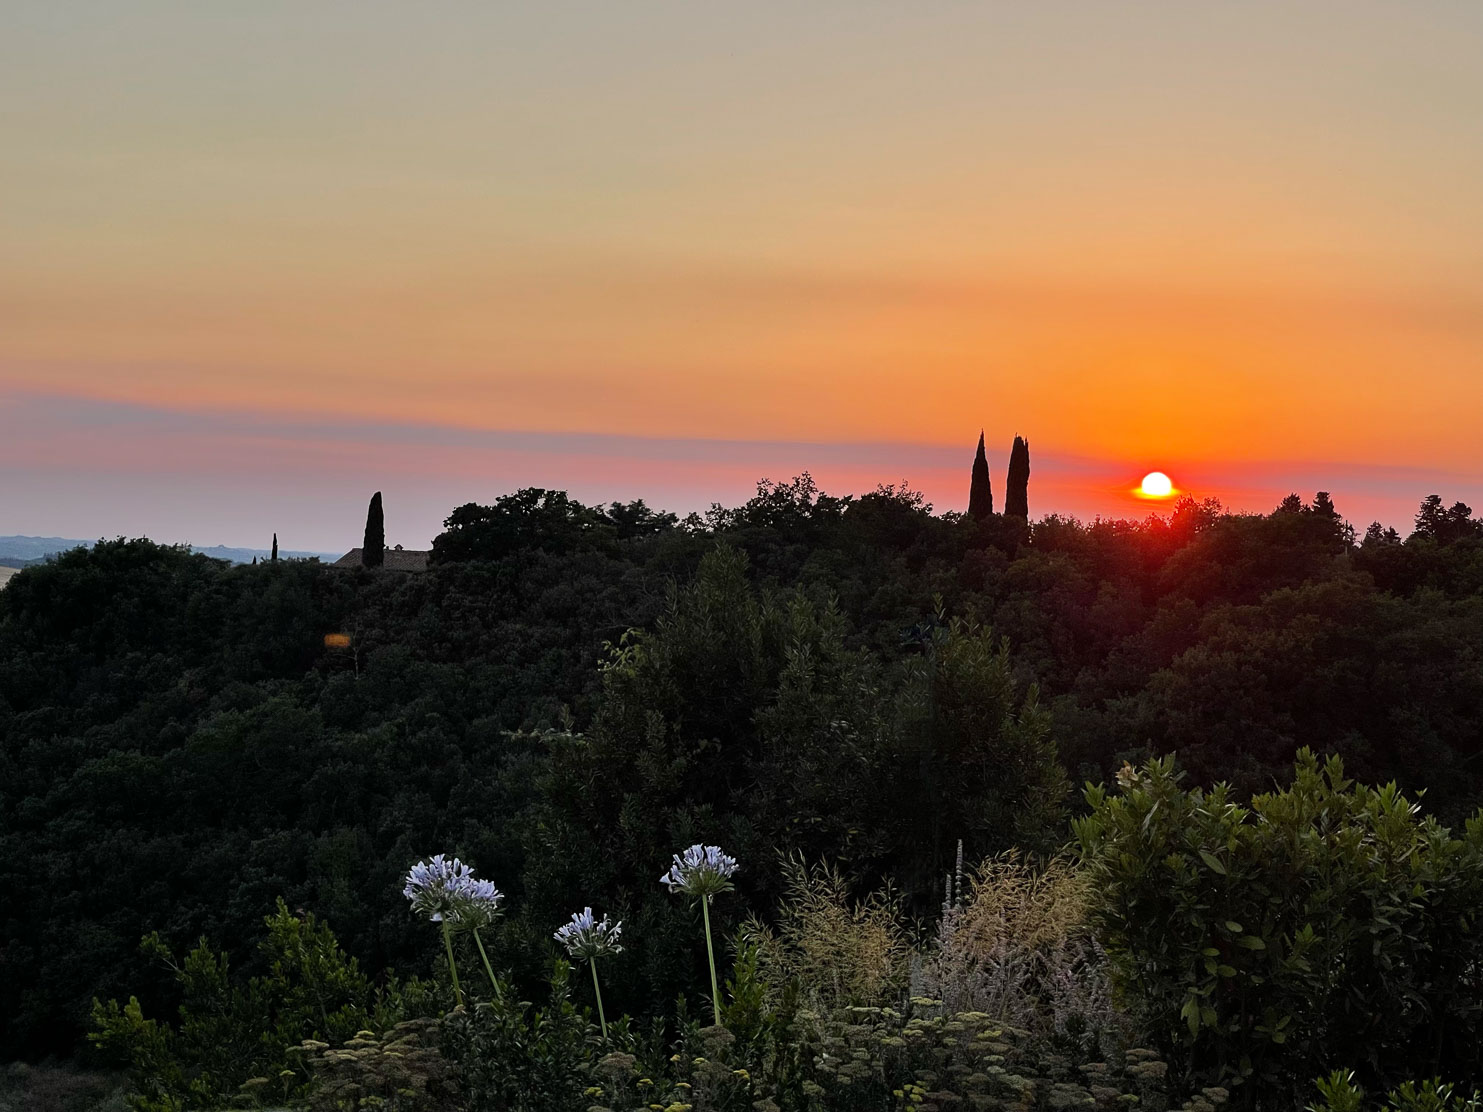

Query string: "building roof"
[333, 547, 430, 571]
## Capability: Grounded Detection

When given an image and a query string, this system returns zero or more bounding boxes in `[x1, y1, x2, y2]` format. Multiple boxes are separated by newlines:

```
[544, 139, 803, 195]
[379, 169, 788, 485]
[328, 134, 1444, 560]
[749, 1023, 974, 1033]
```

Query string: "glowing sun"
[1140, 471, 1174, 498]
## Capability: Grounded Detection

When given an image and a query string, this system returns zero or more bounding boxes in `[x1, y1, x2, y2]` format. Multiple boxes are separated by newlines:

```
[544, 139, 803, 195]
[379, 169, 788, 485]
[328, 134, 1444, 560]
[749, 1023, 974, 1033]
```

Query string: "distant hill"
[0, 535, 339, 568]
[0, 535, 91, 564]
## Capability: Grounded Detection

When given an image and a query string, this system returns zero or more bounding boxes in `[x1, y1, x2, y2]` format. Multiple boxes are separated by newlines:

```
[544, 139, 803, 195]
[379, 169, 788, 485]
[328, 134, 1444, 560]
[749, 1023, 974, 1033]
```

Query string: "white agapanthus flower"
[659, 843, 738, 900]
[553, 907, 624, 960]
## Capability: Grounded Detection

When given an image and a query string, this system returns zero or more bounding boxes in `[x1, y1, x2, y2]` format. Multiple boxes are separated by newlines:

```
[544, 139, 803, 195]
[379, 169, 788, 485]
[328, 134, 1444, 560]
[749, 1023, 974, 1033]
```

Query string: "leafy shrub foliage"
[1311, 1070, 1482, 1112]
[89, 901, 436, 1112]
[440, 962, 597, 1112]
[1075, 752, 1483, 1107]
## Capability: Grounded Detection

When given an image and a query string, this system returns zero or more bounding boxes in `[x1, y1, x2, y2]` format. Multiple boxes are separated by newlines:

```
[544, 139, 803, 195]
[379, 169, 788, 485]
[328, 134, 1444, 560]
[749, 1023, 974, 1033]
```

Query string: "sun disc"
[1140, 471, 1173, 498]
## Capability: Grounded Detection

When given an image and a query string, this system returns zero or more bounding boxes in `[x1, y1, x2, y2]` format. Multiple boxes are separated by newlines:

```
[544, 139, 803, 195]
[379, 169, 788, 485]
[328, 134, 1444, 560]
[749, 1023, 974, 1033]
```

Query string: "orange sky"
[2, 3, 1480, 548]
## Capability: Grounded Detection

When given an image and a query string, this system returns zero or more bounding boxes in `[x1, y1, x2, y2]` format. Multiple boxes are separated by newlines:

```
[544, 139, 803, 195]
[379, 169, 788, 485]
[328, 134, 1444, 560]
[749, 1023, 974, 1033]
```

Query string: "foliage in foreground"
[1310, 1071, 1482, 1112]
[89, 900, 438, 1112]
[1075, 751, 1483, 1107]
[410, 961, 1200, 1112]
[90, 763, 1483, 1112]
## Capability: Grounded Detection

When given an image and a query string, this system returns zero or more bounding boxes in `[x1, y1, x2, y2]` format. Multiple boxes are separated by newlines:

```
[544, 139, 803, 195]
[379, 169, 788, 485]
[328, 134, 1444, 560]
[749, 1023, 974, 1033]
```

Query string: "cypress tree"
[968, 431, 994, 519]
[1005, 436, 1030, 519]
[363, 492, 385, 568]
[271, 533, 278, 562]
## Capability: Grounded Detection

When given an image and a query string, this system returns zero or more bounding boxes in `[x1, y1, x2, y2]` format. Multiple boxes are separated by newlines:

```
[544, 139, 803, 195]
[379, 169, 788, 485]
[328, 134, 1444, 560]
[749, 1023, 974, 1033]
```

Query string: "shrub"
[1074, 751, 1483, 1108]
[919, 852, 1135, 1059]
[89, 900, 435, 1111]
[742, 856, 912, 1010]
[1311, 1070, 1482, 1112]
[440, 960, 597, 1112]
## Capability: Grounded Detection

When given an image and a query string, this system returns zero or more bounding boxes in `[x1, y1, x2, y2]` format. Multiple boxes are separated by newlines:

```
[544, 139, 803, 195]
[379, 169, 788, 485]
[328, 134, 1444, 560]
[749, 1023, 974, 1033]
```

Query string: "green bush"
[440, 961, 597, 1112]
[1311, 1070, 1482, 1112]
[89, 900, 434, 1111]
[1074, 751, 1483, 1108]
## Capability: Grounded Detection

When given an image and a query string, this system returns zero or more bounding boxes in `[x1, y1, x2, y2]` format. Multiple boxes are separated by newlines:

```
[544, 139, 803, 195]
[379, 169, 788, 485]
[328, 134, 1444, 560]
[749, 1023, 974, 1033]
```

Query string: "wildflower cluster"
[554, 907, 624, 960]
[403, 854, 503, 926]
[660, 844, 739, 899]
[403, 843, 738, 1030]
[403, 855, 505, 1005]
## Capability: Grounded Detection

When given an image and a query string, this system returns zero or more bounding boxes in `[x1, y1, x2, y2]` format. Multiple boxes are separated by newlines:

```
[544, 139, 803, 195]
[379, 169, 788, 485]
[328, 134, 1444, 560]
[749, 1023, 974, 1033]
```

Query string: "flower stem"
[590, 958, 608, 1040]
[701, 895, 722, 1027]
[441, 920, 463, 1006]
[471, 928, 503, 1001]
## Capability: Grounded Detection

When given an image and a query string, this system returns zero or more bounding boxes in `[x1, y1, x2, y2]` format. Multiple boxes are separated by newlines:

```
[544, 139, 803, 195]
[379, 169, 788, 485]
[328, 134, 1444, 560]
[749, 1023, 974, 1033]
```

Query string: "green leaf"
[1224, 921, 1243, 933]
[1237, 935, 1266, 950]
[1198, 849, 1227, 875]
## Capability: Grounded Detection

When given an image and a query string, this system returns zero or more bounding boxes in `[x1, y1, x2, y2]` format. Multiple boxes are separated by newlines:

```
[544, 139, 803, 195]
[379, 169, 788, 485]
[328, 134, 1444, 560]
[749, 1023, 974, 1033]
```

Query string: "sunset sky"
[3, 2, 1481, 551]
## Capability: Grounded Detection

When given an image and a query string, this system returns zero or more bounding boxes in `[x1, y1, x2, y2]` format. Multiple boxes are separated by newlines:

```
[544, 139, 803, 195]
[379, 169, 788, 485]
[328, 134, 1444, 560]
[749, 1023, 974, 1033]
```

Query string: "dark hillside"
[3, 485, 1481, 1060]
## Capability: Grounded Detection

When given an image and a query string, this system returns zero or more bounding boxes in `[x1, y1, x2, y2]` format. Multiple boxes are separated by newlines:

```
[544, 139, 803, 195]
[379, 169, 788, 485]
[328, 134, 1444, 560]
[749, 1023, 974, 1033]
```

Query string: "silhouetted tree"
[1005, 436, 1030, 519]
[1360, 521, 1401, 547]
[1276, 493, 1304, 514]
[431, 488, 613, 563]
[968, 431, 994, 519]
[271, 533, 278, 562]
[1413, 494, 1480, 545]
[362, 492, 385, 567]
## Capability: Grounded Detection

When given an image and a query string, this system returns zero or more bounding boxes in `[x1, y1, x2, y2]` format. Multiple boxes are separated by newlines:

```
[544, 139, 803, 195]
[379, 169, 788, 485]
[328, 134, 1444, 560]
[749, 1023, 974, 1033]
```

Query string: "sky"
[2, 2, 1481, 551]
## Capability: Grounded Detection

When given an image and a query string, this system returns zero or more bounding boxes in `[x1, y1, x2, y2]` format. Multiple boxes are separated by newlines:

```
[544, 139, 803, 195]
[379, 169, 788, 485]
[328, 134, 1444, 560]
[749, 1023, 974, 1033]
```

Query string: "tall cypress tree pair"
[967, 433, 1031, 520]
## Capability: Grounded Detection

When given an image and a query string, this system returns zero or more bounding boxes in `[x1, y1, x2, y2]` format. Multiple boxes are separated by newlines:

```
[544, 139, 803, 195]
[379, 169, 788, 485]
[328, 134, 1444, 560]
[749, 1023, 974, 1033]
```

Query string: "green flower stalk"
[448, 881, 506, 1001]
[554, 908, 623, 1039]
[404, 855, 506, 1006]
[660, 844, 738, 1026]
[440, 919, 463, 1006]
[469, 928, 502, 1000]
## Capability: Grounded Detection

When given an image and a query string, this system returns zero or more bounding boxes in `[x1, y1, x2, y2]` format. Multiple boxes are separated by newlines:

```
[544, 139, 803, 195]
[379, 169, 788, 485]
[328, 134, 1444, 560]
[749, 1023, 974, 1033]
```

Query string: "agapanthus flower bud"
[659, 844, 738, 899]
[553, 907, 623, 960]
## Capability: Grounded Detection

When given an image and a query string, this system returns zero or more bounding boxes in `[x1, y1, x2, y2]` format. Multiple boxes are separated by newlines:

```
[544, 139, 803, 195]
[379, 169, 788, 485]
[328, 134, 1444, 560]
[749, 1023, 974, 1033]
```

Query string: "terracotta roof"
[333, 548, 430, 571]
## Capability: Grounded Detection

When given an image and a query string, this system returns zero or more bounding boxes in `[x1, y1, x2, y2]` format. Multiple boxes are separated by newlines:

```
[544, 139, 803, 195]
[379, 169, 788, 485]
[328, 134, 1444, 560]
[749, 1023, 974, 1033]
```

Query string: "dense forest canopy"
[2, 476, 1482, 1069]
